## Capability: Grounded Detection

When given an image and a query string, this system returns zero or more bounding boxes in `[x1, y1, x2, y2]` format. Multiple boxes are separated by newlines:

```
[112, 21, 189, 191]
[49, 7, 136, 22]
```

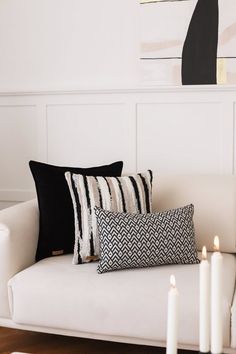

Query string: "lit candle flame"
[202, 245, 207, 260]
[213, 235, 220, 251]
[170, 274, 176, 288]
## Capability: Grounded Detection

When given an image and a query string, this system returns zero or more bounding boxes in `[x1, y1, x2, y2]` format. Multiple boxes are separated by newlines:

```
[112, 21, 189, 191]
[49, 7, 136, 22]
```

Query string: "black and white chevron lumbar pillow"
[65, 170, 153, 264]
[95, 204, 199, 274]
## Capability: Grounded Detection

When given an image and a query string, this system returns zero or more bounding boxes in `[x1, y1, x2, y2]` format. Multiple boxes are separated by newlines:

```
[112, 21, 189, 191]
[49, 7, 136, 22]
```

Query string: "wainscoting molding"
[0, 85, 236, 208]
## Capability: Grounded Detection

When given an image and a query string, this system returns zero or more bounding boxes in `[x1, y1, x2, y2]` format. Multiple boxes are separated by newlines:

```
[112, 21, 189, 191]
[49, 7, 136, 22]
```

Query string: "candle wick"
[170, 274, 176, 288]
[213, 236, 220, 251]
[213, 245, 219, 252]
[202, 246, 207, 260]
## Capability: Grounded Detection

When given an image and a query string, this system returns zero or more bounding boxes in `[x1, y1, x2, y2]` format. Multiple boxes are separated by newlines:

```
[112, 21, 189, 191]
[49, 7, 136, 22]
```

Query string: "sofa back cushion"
[152, 175, 236, 253]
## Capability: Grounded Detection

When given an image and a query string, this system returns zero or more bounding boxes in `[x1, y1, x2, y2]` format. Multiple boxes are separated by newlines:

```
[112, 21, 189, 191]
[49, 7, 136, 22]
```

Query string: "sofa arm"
[231, 267, 236, 348]
[0, 199, 39, 318]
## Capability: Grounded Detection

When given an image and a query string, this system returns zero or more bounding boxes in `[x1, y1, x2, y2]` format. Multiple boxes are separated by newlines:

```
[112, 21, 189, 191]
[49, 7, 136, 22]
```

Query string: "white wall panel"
[46, 103, 136, 174]
[0, 87, 235, 207]
[137, 102, 233, 174]
[0, 105, 37, 202]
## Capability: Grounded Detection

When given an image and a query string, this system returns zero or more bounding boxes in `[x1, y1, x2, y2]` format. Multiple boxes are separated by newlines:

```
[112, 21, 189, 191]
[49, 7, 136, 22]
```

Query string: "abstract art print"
[140, 0, 236, 85]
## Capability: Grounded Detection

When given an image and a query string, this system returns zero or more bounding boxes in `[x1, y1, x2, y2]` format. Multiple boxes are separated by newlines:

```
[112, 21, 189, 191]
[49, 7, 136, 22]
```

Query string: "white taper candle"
[211, 236, 223, 354]
[199, 246, 210, 353]
[166, 275, 179, 354]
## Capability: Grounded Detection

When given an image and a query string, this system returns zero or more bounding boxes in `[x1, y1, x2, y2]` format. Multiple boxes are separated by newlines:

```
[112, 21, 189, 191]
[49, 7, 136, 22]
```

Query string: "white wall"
[0, 0, 141, 209]
[0, 86, 236, 210]
[0, 0, 139, 91]
[0, 1, 236, 211]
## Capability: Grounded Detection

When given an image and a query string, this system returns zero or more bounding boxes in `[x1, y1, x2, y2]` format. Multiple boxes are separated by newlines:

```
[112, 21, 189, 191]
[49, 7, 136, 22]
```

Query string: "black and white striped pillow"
[65, 170, 153, 264]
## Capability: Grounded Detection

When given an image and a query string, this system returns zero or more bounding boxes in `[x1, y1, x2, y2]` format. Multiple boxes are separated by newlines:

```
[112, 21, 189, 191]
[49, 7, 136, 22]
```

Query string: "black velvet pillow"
[29, 160, 123, 261]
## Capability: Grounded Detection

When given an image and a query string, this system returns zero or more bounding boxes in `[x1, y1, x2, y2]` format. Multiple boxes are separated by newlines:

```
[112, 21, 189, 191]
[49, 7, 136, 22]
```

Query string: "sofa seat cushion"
[8, 254, 236, 347]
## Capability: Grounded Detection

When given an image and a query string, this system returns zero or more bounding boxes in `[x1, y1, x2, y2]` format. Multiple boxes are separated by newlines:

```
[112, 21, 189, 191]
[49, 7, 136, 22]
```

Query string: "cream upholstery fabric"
[0, 200, 39, 318]
[1, 175, 236, 350]
[152, 175, 236, 253]
[8, 253, 236, 347]
[232, 288, 236, 348]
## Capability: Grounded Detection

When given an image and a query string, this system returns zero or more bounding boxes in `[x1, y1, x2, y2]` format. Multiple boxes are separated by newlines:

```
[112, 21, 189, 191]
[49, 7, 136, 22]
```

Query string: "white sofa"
[0, 175, 236, 353]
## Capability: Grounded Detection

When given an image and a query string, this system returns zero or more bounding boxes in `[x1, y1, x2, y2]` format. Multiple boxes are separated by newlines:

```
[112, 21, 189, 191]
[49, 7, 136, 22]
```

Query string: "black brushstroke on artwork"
[181, 0, 219, 85]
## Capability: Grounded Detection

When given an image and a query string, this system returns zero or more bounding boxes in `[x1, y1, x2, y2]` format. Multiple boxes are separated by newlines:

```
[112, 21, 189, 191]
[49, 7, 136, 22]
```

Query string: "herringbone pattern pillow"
[95, 204, 199, 274]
